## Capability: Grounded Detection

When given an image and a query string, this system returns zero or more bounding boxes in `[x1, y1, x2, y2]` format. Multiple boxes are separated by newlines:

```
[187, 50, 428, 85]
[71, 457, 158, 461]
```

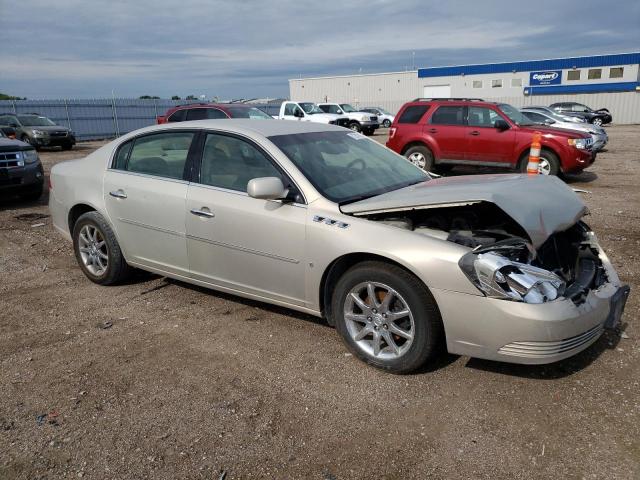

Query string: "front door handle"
[469, 131, 480, 136]
[109, 189, 127, 199]
[190, 208, 215, 218]
[427, 128, 438, 133]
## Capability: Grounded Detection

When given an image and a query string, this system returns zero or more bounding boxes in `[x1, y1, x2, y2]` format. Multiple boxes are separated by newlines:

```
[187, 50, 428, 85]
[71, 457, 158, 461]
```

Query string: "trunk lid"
[341, 174, 587, 248]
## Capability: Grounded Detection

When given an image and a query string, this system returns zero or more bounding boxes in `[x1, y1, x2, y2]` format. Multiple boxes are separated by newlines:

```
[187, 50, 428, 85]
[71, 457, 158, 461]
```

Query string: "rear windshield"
[226, 107, 272, 119]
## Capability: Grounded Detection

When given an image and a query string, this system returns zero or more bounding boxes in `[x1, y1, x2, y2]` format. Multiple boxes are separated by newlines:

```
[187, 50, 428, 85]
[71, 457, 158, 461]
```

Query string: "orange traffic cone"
[527, 132, 542, 175]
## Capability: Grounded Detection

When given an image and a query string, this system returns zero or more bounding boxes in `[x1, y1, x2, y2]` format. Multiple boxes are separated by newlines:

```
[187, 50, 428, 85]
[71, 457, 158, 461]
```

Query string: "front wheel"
[72, 211, 132, 285]
[331, 261, 444, 374]
[348, 122, 361, 133]
[61, 142, 73, 151]
[362, 127, 375, 136]
[404, 145, 434, 172]
[519, 149, 560, 176]
[591, 117, 603, 126]
[21, 135, 40, 151]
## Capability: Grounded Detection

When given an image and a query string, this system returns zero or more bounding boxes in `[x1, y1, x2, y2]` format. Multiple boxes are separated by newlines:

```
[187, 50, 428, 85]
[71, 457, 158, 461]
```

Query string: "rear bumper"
[433, 243, 626, 365]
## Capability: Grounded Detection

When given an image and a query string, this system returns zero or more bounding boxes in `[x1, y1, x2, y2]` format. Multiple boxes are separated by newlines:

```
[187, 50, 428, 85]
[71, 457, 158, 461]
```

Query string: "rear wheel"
[362, 127, 375, 136]
[382, 119, 391, 128]
[404, 145, 434, 172]
[331, 261, 444, 374]
[349, 122, 361, 133]
[591, 117, 603, 126]
[72, 211, 132, 285]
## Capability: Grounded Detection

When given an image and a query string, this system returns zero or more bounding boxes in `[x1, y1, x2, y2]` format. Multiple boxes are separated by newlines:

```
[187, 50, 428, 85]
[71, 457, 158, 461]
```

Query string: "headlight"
[32, 129, 47, 136]
[568, 138, 588, 149]
[459, 242, 565, 304]
[22, 149, 39, 164]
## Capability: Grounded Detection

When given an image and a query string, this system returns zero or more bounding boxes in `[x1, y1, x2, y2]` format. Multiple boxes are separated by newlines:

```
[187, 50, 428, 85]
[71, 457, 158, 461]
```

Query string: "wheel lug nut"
[367, 316, 372, 321]
[382, 313, 387, 318]
[372, 309, 377, 314]
[383, 324, 388, 330]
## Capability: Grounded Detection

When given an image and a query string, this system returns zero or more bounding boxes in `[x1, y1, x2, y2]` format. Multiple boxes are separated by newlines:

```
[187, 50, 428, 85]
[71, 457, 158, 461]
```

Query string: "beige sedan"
[49, 120, 629, 373]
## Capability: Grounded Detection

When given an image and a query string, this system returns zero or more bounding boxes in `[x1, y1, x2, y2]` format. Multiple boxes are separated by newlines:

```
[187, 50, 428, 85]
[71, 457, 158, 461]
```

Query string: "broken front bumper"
[432, 244, 629, 365]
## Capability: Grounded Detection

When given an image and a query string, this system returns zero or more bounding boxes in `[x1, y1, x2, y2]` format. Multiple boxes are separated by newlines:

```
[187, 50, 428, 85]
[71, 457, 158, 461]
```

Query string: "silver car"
[49, 120, 629, 373]
[521, 108, 608, 151]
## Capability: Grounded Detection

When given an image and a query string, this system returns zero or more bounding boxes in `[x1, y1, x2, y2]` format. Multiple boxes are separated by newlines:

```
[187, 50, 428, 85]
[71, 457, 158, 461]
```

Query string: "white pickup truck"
[318, 103, 380, 135]
[278, 101, 350, 128]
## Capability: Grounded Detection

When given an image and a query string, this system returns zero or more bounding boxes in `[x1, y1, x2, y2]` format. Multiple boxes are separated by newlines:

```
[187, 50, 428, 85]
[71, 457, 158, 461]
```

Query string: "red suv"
[157, 103, 273, 124]
[386, 99, 595, 176]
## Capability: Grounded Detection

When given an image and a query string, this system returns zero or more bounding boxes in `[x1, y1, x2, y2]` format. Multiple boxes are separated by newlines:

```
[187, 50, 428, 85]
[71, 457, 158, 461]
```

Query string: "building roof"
[418, 52, 640, 78]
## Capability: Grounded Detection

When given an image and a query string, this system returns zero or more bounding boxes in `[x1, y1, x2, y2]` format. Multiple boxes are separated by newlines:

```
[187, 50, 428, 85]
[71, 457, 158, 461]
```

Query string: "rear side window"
[430, 106, 465, 125]
[168, 110, 186, 122]
[397, 105, 429, 124]
[117, 132, 194, 179]
[186, 109, 209, 121]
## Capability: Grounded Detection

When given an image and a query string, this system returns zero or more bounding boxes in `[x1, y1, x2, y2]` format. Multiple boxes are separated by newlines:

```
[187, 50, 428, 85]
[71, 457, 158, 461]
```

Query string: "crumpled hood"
[341, 174, 588, 248]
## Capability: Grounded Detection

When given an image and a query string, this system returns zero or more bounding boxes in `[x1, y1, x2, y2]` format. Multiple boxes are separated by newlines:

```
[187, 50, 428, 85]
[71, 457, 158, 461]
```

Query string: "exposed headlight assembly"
[459, 241, 565, 304]
[568, 138, 588, 149]
[22, 149, 39, 164]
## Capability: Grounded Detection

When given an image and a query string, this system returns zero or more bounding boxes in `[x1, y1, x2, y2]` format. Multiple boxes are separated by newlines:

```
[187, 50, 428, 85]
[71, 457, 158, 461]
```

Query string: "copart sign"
[529, 71, 562, 86]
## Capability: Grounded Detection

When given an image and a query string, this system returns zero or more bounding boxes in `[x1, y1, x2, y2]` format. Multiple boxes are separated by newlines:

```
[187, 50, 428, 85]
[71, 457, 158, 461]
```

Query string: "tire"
[591, 117, 603, 127]
[362, 128, 375, 136]
[382, 119, 391, 128]
[72, 211, 132, 285]
[348, 122, 361, 133]
[404, 145, 434, 172]
[519, 149, 560, 176]
[331, 261, 444, 374]
[19, 184, 43, 201]
[62, 142, 73, 151]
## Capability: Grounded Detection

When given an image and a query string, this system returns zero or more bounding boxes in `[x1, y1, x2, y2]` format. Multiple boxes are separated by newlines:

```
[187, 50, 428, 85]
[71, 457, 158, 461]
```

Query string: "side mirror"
[494, 119, 510, 131]
[247, 177, 287, 200]
[544, 119, 555, 125]
[293, 109, 304, 118]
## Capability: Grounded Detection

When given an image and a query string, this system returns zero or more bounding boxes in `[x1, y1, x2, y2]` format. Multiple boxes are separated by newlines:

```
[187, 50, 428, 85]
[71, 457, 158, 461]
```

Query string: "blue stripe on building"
[525, 81, 640, 96]
[418, 53, 640, 78]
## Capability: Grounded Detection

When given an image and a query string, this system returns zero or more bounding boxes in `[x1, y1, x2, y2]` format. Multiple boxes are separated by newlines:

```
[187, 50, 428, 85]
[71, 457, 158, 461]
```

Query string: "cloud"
[1, 0, 638, 98]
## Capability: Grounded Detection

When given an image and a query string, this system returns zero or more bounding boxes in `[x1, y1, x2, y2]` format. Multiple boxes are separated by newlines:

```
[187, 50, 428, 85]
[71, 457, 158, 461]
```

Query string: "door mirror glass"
[494, 119, 510, 131]
[247, 177, 287, 200]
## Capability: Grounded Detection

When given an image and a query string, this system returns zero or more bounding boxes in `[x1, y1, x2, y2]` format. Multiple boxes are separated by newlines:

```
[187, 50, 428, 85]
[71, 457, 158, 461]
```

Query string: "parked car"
[521, 108, 608, 151]
[157, 103, 273, 123]
[362, 107, 395, 128]
[0, 113, 76, 151]
[549, 102, 612, 126]
[0, 129, 44, 200]
[48, 120, 629, 373]
[317, 103, 379, 135]
[386, 99, 595, 176]
[524, 106, 586, 124]
[277, 101, 349, 127]
[1, 126, 17, 138]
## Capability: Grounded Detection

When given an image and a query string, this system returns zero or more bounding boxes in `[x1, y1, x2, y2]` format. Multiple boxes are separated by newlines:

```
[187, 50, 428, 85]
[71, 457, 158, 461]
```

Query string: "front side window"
[284, 103, 303, 116]
[497, 103, 534, 126]
[572, 103, 591, 112]
[588, 68, 602, 80]
[323, 105, 342, 114]
[225, 107, 272, 119]
[609, 67, 624, 78]
[339, 104, 357, 113]
[122, 132, 194, 179]
[429, 106, 464, 125]
[199, 134, 282, 192]
[398, 105, 429, 124]
[168, 110, 187, 122]
[269, 130, 427, 204]
[567, 70, 581, 81]
[299, 103, 323, 114]
[468, 107, 502, 127]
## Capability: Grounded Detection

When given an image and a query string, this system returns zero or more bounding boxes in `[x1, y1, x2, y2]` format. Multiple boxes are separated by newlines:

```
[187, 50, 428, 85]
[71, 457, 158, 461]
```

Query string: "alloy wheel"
[538, 157, 552, 175]
[78, 224, 108, 276]
[407, 152, 426, 169]
[343, 281, 415, 360]
[592, 118, 603, 126]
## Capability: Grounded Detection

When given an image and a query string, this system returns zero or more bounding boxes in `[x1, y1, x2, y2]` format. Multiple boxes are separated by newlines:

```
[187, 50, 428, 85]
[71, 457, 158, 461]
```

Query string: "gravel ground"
[1, 127, 638, 479]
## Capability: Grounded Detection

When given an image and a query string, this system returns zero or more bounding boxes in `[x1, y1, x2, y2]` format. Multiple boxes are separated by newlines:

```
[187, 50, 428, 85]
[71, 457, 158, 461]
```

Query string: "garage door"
[423, 85, 451, 99]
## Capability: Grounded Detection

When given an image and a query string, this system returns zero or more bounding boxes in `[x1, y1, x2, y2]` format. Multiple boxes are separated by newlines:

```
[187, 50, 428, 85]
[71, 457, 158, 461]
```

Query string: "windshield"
[299, 102, 324, 115]
[17, 115, 56, 127]
[377, 108, 392, 115]
[339, 104, 357, 113]
[226, 106, 272, 119]
[497, 104, 535, 126]
[268, 130, 428, 204]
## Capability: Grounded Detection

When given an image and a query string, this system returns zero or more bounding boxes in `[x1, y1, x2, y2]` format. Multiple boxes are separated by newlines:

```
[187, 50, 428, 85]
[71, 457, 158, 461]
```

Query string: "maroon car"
[157, 103, 273, 124]
[386, 99, 595, 176]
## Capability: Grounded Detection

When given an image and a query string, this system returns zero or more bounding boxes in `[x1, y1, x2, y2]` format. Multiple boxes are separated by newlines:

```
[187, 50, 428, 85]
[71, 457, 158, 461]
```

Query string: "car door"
[465, 106, 515, 165]
[282, 102, 305, 121]
[103, 130, 197, 276]
[426, 105, 468, 161]
[185, 131, 307, 306]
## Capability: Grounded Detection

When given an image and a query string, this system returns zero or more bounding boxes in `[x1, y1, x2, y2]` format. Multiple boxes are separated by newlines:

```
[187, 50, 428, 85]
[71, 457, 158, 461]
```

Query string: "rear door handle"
[190, 208, 215, 218]
[109, 190, 127, 199]
[469, 131, 480, 136]
[427, 128, 438, 133]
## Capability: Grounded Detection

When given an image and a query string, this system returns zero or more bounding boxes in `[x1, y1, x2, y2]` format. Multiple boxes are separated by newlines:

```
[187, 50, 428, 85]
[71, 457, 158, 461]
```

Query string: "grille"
[370, 116, 378, 122]
[498, 324, 603, 358]
[0, 152, 21, 167]
[49, 131, 68, 137]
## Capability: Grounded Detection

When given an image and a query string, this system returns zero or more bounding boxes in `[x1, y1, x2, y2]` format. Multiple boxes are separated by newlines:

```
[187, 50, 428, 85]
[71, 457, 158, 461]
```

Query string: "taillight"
[389, 127, 396, 139]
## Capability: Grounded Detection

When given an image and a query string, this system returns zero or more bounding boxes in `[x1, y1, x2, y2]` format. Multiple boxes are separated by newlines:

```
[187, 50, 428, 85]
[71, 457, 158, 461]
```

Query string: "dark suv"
[0, 113, 76, 151]
[386, 98, 595, 176]
[157, 103, 273, 123]
[0, 129, 44, 200]
[549, 102, 612, 126]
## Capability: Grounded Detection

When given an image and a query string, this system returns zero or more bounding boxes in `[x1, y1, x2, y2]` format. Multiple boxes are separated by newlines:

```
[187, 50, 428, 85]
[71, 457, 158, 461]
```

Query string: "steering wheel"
[347, 158, 366, 170]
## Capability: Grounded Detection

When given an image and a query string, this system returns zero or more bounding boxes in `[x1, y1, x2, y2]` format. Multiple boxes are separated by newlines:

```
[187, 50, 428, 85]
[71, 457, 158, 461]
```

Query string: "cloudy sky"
[1, 0, 638, 99]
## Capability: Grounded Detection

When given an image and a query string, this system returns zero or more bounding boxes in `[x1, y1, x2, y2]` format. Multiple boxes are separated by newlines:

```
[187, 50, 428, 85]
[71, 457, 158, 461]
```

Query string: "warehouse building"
[289, 52, 640, 124]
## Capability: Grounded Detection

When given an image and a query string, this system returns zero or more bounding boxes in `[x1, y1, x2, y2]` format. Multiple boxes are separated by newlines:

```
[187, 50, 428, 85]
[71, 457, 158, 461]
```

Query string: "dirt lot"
[1, 127, 639, 479]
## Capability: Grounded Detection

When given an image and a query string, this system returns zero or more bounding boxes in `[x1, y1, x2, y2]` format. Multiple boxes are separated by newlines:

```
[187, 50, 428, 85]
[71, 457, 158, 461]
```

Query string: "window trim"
[109, 129, 200, 182]
[587, 68, 602, 80]
[428, 105, 467, 126]
[193, 129, 307, 205]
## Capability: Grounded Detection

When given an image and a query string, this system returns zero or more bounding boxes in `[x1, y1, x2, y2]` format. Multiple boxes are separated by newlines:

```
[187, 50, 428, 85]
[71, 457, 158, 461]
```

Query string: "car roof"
[123, 119, 346, 139]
